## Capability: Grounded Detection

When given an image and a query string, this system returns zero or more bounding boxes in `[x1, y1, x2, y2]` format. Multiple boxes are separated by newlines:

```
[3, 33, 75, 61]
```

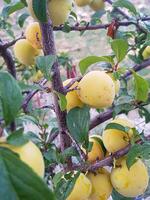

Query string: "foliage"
[0, 0, 150, 199]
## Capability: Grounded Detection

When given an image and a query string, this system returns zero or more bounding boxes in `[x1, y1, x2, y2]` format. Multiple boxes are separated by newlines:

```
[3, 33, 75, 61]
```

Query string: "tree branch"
[39, 16, 72, 167]
[53, 17, 150, 32]
[70, 138, 148, 172]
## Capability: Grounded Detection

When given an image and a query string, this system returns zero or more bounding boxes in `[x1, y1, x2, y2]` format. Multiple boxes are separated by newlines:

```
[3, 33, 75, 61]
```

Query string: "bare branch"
[53, 17, 150, 32]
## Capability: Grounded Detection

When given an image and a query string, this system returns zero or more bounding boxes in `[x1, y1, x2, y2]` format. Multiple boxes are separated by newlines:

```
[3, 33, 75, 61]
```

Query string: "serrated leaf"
[126, 143, 150, 169]
[36, 55, 56, 81]
[32, 0, 47, 22]
[0, 72, 23, 125]
[67, 106, 90, 148]
[133, 72, 149, 102]
[113, 0, 137, 15]
[18, 13, 29, 27]
[111, 39, 128, 62]
[7, 128, 29, 146]
[79, 56, 114, 75]
[112, 189, 134, 200]
[0, 147, 55, 200]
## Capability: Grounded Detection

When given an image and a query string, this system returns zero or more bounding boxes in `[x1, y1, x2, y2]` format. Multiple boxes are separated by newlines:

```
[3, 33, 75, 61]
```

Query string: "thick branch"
[39, 19, 71, 156]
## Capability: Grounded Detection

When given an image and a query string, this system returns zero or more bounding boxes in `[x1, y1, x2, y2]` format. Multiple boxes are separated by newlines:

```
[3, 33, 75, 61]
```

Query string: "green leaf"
[32, 0, 47, 22]
[0, 147, 55, 200]
[113, 0, 137, 15]
[62, 147, 78, 160]
[133, 72, 149, 102]
[0, 72, 23, 125]
[36, 55, 56, 81]
[7, 128, 29, 146]
[112, 189, 134, 200]
[126, 143, 150, 169]
[55, 92, 67, 111]
[105, 122, 129, 133]
[44, 147, 61, 164]
[79, 56, 114, 75]
[139, 106, 150, 123]
[2, 1, 25, 18]
[111, 39, 128, 62]
[55, 172, 80, 200]
[67, 106, 90, 148]
[18, 13, 29, 27]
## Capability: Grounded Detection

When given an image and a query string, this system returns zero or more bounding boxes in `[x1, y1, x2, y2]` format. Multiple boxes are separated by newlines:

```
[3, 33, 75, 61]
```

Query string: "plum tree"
[87, 168, 113, 200]
[67, 173, 92, 200]
[111, 158, 149, 197]
[0, 0, 150, 199]
[25, 22, 42, 49]
[0, 138, 45, 177]
[14, 39, 40, 66]
[77, 71, 115, 108]
[63, 79, 83, 111]
[102, 118, 134, 153]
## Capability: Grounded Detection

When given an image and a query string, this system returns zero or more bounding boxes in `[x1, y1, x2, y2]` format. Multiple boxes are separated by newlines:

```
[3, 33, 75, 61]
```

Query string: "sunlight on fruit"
[77, 71, 115, 108]
[26, 0, 72, 26]
[102, 118, 134, 153]
[142, 46, 150, 59]
[87, 168, 113, 200]
[25, 22, 42, 49]
[111, 158, 149, 197]
[14, 39, 40, 66]
[0, 139, 45, 177]
[48, 0, 72, 26]
[89, 0, 104, 11]
[63, 79, 83, 111]
[67, 173, 92, 200]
